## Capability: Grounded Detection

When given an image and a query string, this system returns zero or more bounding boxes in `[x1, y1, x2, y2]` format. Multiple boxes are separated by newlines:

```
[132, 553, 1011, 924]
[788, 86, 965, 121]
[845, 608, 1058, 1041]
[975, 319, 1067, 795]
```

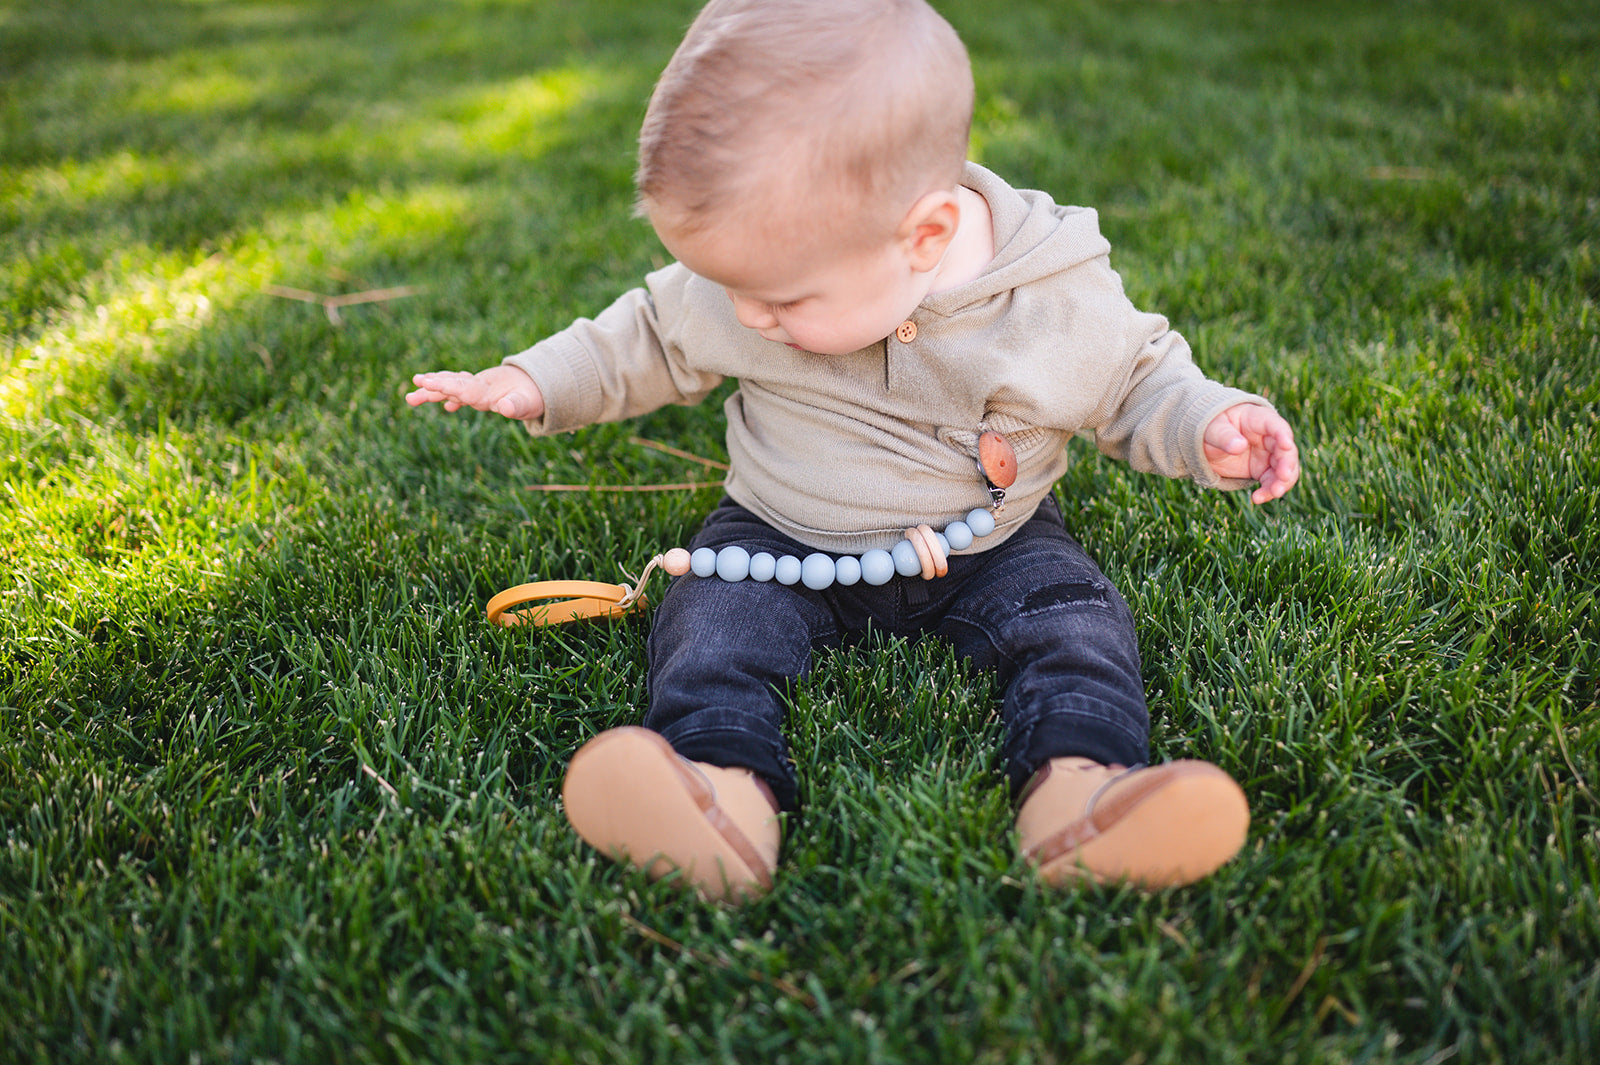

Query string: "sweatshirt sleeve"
[500, 263, 724, 436]
[1091, 320, 1272, 490]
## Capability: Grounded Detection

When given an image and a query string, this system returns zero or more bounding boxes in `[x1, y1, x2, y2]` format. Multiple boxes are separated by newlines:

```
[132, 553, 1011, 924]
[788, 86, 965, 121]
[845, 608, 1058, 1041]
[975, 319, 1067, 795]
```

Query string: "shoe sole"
[1033, 764, 1249, 889]
[561, 727, 772, 901]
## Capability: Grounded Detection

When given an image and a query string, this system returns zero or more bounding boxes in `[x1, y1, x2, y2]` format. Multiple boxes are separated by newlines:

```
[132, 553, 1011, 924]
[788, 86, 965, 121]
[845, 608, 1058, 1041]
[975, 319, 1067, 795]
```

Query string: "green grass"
[3, 0, 1597, 1061]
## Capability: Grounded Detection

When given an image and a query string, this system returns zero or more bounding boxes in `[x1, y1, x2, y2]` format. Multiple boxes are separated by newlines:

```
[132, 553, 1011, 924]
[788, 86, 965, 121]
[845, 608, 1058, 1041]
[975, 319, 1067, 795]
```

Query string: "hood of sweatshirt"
[925, 161, 1114, 315]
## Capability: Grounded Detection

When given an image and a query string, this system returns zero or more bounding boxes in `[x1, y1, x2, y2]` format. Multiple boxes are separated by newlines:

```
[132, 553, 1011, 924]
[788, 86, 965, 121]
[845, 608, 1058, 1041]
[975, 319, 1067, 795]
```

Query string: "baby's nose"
[729, 293, 777, 330]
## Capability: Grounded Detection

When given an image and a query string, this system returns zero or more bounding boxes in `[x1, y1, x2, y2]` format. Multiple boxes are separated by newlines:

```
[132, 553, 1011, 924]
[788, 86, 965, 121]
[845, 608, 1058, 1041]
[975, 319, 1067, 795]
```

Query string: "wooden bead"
[916, 524, 948, 578]
[903, 525, 948, 580]
[978, 430, 1017, 489]
[662, 548, 692, 576]
[903, 526, 933, 580]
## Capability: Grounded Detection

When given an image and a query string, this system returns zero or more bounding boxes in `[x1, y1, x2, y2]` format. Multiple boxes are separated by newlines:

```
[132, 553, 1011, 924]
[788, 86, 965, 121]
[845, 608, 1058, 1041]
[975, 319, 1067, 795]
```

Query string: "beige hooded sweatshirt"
[505, 162, 1271, 555]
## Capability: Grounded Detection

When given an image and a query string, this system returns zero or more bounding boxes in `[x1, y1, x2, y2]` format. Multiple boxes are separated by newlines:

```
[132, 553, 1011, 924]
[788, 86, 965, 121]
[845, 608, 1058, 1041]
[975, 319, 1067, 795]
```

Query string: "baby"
[408, 0, 1299, 902]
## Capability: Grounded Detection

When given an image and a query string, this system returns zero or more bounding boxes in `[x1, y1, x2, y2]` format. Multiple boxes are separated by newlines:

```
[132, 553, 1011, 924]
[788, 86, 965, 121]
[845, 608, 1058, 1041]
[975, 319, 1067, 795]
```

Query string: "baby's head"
[638, 0, 972, 244]
[636, 0, 976, 355]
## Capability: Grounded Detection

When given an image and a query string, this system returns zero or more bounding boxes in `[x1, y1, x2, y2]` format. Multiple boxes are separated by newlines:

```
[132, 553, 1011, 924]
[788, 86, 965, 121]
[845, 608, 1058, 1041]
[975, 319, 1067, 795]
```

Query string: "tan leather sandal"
[561, 727, 781, 903]
[1017, 757, 1249, 889]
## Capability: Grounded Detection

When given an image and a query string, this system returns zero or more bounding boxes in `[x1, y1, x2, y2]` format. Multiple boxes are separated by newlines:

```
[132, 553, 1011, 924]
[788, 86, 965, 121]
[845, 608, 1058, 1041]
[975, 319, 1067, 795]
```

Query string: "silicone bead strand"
[660, 509, 998, 589]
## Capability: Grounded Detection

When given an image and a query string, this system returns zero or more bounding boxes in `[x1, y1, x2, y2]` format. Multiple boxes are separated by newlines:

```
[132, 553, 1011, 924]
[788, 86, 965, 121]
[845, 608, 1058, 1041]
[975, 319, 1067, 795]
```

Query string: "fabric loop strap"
[486, 580, 646, 627]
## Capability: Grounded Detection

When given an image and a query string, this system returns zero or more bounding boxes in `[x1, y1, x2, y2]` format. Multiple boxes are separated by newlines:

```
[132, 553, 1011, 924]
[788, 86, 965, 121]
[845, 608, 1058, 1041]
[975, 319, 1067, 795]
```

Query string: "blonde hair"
[637, 0, 973, 242]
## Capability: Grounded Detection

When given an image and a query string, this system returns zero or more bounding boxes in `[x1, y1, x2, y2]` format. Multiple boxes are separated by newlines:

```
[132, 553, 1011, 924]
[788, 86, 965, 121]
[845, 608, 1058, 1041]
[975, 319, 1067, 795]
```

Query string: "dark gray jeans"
[645, 496, 1149, 811]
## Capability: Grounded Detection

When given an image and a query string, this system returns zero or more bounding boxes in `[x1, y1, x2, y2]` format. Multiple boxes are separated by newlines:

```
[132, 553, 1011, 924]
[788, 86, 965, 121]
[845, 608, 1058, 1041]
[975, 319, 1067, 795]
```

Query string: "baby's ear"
[900, 190, 961, 271]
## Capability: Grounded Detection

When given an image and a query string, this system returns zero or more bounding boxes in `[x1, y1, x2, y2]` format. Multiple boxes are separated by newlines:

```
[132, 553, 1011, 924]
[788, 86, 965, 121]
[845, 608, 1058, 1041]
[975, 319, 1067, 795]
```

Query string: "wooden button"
[895, 320, 918, 343]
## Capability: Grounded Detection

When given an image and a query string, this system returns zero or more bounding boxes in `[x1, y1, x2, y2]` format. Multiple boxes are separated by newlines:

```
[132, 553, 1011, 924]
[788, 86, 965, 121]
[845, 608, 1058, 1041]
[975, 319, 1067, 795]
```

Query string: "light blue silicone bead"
[943, 520, 973, 551]
[860, 548, 895, 586]
[892, 540, 922, 576]
[834, 555, 862, 586]
[774, 555, 803, 585]
[965, 508, 996, 538]
[748, 551, 777, 582]
[690, 546, 717, 578]
[935, 531, 951, 556]
[716, 545, 751, 582]
[800, 553, 836, 590]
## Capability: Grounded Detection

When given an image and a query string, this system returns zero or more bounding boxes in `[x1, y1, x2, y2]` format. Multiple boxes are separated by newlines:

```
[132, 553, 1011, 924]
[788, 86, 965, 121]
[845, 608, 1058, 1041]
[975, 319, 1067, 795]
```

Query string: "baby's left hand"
[1203, 403, 1300, 504]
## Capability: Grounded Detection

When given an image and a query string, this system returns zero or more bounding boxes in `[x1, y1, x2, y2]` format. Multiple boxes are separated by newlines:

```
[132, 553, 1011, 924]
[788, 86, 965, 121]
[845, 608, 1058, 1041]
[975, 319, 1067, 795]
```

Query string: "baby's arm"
[407, 365, 544, 421]
[1202, 403, 1300, 504]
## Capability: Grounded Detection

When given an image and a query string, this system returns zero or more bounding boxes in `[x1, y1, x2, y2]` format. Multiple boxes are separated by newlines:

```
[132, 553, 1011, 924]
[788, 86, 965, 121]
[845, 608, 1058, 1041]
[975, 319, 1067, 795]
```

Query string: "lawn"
[2, 0, 1597, 1062]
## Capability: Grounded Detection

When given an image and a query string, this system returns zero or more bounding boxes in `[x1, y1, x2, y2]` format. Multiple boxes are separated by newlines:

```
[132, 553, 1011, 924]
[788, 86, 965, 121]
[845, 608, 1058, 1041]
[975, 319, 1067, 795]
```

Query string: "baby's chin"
[791, 337, 885, 356]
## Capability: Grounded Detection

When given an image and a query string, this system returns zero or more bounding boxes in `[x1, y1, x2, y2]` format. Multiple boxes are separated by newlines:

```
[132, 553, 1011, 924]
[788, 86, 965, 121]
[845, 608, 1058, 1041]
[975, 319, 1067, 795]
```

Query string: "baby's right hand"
[407, 365, 545, 421]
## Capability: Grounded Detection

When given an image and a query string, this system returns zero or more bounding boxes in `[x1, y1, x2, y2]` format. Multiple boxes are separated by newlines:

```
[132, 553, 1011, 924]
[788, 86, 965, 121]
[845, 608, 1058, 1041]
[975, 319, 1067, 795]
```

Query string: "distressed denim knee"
[939, 510, 1149, 795]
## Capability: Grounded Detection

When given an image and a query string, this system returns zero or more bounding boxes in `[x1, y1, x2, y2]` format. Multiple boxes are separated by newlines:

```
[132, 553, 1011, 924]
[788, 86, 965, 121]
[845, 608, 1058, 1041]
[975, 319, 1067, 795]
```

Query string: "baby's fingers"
[406, 384, 463, 409]
[1250, 474, 1285, 504]
[412, 370, 473, 394]
[408, 371, 481, 409]
[1250, 443, 1301, 504]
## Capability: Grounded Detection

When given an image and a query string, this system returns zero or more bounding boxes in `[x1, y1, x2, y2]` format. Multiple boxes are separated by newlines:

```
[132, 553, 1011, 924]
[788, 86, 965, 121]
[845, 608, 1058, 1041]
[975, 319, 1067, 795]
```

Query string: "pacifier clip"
[488, 431, 1017, 628]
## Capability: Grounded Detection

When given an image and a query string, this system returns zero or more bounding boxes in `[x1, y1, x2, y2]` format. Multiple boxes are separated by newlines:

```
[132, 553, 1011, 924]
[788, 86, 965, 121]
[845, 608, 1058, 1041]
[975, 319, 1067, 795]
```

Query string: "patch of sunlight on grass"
[0, 248, 260, 418]
[422, 66, 614, 159]
[0, 419, 320, 639]
[0, 183, 473, 420]
[131, 66, 266, 115]
[260, 182, 476, 271]
[8, 150, 190, 225]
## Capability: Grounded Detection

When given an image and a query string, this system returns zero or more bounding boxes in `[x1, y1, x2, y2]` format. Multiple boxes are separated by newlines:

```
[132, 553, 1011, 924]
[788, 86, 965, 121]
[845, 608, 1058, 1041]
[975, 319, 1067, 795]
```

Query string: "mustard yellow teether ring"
[485, 579, 647, 627]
